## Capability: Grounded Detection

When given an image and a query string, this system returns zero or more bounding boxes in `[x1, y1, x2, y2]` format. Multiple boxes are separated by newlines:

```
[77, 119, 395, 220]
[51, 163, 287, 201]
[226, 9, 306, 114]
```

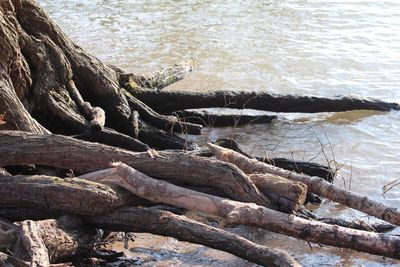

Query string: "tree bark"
[80, 163, 400, 260]
[207, 143, 400, 226]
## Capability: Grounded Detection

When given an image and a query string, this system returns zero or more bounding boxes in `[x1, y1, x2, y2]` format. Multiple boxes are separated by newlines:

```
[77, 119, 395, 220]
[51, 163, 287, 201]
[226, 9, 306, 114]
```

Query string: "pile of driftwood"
[1, 1, 400, 266]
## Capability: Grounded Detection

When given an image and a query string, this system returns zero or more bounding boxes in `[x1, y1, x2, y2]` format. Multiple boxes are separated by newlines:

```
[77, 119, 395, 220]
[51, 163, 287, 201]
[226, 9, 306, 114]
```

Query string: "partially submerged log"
[208, 143, 400, 226]
[174, 109, 277, 127]
[87, 207, 299, 267]
[130, 89, 400, 114]
[81, 163, 400, 260]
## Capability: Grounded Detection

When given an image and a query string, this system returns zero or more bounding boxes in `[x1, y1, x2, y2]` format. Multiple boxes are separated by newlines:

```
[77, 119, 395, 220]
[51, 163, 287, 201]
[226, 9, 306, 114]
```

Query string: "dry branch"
[81, 163, 400, 260]
[208, 143, 400, 226]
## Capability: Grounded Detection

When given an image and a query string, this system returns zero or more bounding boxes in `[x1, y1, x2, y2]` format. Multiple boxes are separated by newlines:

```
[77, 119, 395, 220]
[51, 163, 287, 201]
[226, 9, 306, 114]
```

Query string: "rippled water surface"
[38, 1, 400, 266]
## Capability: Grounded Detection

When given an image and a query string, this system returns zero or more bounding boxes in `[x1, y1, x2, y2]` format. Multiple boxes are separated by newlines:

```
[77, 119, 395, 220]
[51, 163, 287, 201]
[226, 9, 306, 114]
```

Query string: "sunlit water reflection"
[38, 0, 400, 265]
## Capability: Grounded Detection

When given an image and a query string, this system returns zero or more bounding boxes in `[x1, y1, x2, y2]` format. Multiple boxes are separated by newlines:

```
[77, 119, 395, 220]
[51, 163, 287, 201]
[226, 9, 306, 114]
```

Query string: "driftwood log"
[80, 163, 400, 260]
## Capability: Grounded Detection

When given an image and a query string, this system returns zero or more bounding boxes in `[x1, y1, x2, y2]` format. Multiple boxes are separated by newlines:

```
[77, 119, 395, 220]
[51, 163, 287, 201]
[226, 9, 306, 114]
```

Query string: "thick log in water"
[207, 143, 400, 226]
[81, 163, 400, 260]
[130, 89, 400, 114]
[0, 131, 272, 208]
[87, 207, 299, 267]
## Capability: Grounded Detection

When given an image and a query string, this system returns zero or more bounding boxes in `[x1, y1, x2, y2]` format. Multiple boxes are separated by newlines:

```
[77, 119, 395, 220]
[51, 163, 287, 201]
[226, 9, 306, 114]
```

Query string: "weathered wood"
[0, 131, 272, 208]
[81, 163, 400, 260]
[87, 207, 299, 267]
[208, 143, 400, 226]
[249, 173, 307, 212]
[131, 89, 400, 114]
[174, 109, 277, 127]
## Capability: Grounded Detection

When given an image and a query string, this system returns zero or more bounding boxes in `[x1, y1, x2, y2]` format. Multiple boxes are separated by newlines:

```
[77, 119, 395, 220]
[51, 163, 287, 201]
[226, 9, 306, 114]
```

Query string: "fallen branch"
[87, 207, 299, 267]
[207, 143, 400, 226]
[81, 163, 400, 260]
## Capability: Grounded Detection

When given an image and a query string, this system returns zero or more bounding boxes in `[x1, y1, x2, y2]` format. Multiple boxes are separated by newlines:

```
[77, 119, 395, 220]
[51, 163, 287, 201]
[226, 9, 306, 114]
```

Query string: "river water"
[37, 1, 400, 266]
